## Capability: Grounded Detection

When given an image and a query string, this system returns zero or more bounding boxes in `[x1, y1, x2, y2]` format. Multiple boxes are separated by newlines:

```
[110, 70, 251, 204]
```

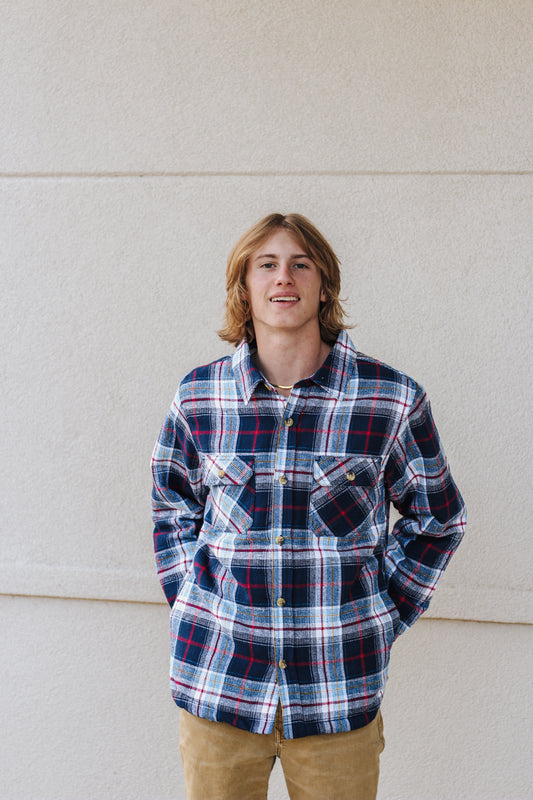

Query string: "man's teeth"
[271, 297, 299, 302]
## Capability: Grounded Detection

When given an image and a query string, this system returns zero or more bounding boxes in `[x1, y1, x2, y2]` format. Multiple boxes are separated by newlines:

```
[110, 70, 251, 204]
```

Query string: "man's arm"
[151, 393, 205, 606]
[384, 384, 467, 634]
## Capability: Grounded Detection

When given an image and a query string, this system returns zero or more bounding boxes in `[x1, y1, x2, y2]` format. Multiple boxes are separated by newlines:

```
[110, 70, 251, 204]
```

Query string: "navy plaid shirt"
[151, 331, 466, 739]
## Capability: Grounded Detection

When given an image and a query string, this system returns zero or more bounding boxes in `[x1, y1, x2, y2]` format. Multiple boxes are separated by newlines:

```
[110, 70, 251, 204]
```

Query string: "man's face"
[245, 229, 326, 341]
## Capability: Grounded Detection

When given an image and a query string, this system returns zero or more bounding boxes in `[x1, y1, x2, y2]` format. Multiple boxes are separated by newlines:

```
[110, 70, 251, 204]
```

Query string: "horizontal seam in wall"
[2, 591, 164, 606]
[0, 171, 532, 179]
[1, 562, 532, 627]
[423, 615, 531, 627]
[2, 591, 531, 626]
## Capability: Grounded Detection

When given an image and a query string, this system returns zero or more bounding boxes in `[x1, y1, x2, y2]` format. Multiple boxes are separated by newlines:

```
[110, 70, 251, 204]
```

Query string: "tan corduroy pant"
[179, 704, 384, 800]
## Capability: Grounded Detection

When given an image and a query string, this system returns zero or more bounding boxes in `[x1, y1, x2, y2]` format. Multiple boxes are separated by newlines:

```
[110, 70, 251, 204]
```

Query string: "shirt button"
[346, 471, 356, 481]
[278, 659, 287, 669]
[276, 597, 286, 607]
[218, 469, 226, 478]
[275, 535, 285, 545]
[284, 417, 294, 427]
[278, 475, 288, 485]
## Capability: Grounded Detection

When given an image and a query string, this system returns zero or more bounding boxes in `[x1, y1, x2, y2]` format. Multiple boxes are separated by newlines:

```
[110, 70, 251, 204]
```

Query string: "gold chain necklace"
[272, 383, 294, 390]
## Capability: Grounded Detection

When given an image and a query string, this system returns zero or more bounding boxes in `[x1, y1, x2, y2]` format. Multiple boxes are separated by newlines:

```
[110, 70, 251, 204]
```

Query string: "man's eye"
[260, 262, 276, 269]
[293, 262, 310, 269]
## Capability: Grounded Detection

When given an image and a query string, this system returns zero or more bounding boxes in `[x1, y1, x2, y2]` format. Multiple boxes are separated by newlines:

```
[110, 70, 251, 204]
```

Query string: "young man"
[151, 213, 466, 800]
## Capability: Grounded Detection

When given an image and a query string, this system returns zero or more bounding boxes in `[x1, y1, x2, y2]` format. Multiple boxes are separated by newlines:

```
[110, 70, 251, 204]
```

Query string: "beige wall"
[2, 2, 532, 798]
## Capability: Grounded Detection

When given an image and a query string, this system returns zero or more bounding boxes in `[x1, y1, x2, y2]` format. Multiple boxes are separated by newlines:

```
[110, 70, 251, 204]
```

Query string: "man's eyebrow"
[253, 252, 311, 260]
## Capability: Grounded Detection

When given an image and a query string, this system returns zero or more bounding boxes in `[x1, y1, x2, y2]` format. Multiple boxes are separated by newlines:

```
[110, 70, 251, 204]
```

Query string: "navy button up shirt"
[151, 331, 466, 739]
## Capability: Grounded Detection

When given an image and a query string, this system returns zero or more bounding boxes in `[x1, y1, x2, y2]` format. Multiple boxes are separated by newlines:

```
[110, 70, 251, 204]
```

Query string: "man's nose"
[275, 263, 294, 283]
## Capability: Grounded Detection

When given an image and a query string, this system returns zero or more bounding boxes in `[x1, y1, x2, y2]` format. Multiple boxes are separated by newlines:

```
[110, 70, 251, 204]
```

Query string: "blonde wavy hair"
[218, 213, 347, 346]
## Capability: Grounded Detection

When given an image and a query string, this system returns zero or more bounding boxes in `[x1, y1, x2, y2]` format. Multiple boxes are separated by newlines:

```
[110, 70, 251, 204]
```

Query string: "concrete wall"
[2, 2, 531, 798]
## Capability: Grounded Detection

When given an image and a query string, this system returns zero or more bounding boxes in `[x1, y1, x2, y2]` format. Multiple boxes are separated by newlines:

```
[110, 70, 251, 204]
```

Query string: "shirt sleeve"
[384, 384, 467, 634]
[151, 390, 205, 606]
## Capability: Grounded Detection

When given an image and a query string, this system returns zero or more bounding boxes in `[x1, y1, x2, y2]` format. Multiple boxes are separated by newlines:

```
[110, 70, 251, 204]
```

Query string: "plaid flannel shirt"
[151, 331, 466, 739]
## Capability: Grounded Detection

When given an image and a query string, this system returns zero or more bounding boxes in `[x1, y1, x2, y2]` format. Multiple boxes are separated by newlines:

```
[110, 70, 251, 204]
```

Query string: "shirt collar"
[232, 341, 265, 404]
[232, 330, 358, 404]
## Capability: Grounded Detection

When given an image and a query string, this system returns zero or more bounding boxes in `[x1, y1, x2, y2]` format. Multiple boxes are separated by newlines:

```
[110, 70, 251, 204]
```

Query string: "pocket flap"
[313, 456, 381, 488]
[203, 454, 254, 486]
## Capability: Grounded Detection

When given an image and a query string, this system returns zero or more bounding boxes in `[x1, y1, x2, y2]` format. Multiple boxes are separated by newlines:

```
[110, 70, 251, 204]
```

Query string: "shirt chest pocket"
[309, 456, 382, 539]
[202, 454, 255, 534]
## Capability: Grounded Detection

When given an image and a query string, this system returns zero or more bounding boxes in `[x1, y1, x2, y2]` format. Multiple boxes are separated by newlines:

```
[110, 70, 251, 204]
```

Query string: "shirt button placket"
[274, 407, 296, 683]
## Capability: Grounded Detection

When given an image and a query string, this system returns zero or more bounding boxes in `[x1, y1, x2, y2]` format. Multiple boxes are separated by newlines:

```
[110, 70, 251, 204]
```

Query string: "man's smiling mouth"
[270, 296, 299, 302]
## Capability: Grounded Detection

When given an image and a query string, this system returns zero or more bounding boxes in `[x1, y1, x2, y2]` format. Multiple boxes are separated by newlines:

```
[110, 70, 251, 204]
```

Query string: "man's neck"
[253, 328, 331, 392]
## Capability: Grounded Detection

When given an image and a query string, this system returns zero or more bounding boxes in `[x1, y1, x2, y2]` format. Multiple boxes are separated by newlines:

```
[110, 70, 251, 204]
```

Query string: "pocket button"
[346, 471, 356, 481]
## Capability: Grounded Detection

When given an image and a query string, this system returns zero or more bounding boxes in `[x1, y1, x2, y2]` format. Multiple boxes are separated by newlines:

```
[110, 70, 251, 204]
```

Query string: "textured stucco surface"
[2, 1, 532, 798]
[1, 1, 532, 173]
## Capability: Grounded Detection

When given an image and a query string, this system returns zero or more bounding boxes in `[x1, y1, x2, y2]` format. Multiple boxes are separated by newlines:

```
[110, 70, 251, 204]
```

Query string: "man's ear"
[320, 289, 327, 303]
